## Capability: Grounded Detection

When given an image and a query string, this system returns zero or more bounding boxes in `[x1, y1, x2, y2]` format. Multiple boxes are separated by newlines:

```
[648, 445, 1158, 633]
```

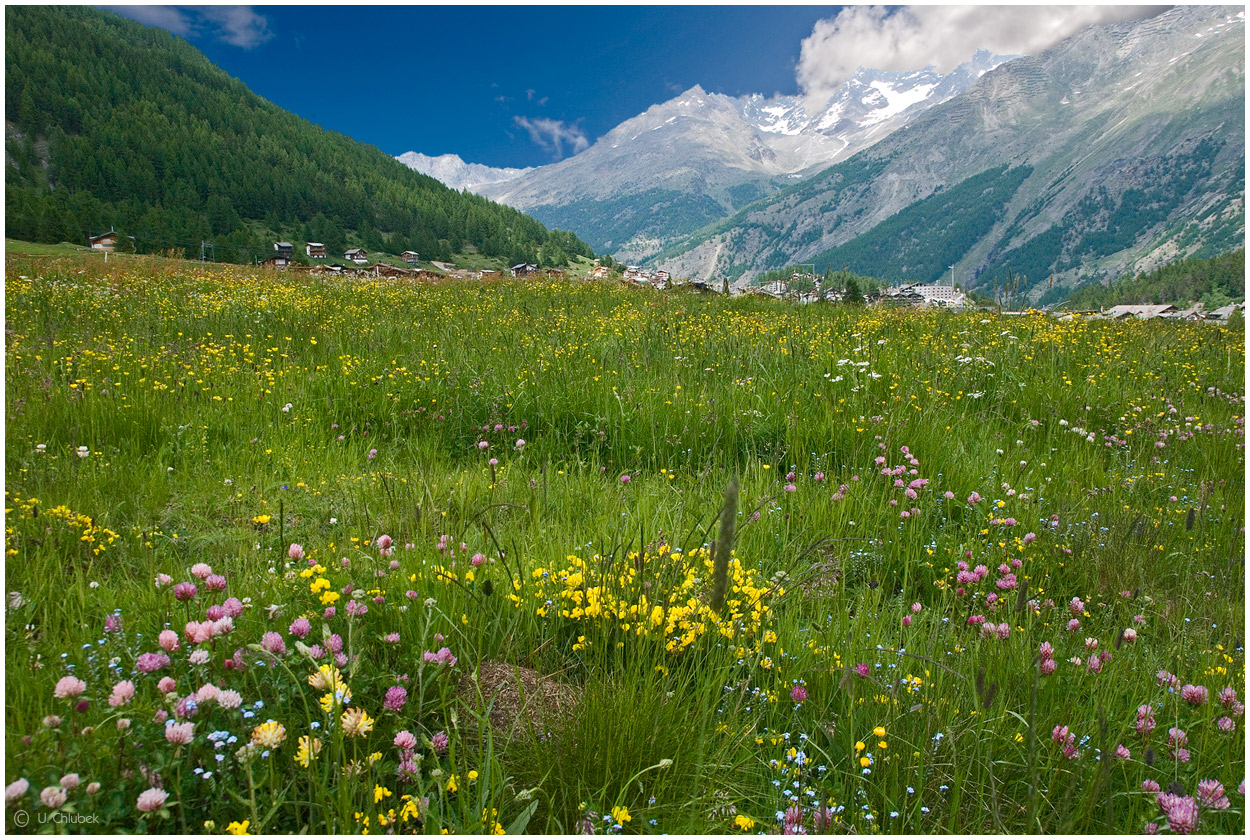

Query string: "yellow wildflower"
[295, 735, 322, 768]
[225, 820, 251, 835]
[308, 664, 347, 692]
[341, 707, 374, 737]
[611, 805, 632, 825]
[399, 797, 420, 822]
[319, 688, 352, 713]
[250, 720, 286, 749]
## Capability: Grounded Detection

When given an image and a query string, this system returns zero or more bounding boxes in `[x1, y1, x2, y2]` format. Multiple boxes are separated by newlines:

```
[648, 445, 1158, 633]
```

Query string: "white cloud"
[797, 5, 1171, 101]
[513, 116, 590, 159]
[105, 5, 193, 35]
[103, 5, 273, 49]
[197, 6, 272, 49]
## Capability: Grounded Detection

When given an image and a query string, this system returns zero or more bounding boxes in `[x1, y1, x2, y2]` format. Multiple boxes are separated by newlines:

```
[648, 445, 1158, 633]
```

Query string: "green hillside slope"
[4, 5, 593, 267]
[1063, 248, 1245, 310]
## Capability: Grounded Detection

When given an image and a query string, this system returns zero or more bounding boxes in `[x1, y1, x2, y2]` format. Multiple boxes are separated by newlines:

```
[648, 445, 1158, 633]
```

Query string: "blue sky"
[105, 5, 1169, 169]
[107, 5, 842, 168]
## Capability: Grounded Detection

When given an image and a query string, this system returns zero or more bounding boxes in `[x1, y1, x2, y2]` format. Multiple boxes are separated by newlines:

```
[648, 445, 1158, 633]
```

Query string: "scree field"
[4, 254, 1245, 834]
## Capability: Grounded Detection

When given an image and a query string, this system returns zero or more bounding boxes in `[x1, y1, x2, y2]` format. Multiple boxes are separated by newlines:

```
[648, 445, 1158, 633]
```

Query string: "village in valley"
[618, 262, 1246, 321]
[81, 227, 1246, 322]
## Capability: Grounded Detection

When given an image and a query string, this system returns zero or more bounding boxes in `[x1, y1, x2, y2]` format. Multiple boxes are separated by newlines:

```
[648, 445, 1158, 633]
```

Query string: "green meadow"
[4, 253, 1245, 834]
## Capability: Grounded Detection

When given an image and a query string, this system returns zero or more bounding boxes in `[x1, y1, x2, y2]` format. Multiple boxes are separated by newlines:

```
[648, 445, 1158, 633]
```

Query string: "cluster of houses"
[748, 272, 974, 309]
[260, 242, 423, 270]
[623, 265, 671, 288]
[257, 242, 516, 280]
[1093, 302, 1244, 321]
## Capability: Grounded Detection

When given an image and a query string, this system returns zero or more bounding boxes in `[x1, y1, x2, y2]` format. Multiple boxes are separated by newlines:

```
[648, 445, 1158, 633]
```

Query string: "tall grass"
[4, 254, 1245, 833]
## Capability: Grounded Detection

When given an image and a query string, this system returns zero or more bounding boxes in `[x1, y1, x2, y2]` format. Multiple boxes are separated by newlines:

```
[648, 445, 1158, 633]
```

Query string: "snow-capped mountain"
[652, 5, 1244, 296]
[397, 52, 1009, 260]
[736, 50, 1011, 166]
[396, 152, 531, 193]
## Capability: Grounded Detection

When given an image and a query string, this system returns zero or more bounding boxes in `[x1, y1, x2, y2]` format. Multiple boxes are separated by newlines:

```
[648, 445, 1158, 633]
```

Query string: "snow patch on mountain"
[396, 152, 531, 192]
[858, 81, 938, 125]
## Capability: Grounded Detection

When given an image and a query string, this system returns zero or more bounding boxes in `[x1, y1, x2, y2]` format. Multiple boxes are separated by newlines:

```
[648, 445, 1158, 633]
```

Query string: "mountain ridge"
[647, 4, 1245, 299]
[398, 52, 1011, 260]
[395, 151, 532, 193]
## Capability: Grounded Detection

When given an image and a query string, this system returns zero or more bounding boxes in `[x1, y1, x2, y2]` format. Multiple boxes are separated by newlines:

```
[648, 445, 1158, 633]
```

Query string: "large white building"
[884, 283, 969, 308]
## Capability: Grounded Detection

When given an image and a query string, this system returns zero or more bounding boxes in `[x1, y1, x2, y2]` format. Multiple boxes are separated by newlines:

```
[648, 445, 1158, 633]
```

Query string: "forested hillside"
[4, 5, 593, 266]
[810, 165, 1033, 283]
[1063, 249, 1245, 310]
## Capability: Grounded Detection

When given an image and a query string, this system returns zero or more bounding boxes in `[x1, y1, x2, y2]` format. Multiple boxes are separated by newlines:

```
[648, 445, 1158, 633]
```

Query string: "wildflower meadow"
[3, 253, 1245, 834]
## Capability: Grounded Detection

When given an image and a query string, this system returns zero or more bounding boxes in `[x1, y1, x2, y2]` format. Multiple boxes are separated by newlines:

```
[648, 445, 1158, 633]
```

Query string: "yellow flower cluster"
[5, 493, 121, 557]
[525, 545, 778, 654]
[357, 794, 421, 835]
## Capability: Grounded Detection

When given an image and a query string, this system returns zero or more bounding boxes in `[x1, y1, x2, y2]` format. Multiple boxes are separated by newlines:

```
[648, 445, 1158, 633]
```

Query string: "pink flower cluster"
[108, 680, 135, 708]
[1136, 704, 1156, 739]
[136, 652, 171, 674]
[955, 561, 989, 594]
[383, 685, 407, 713]
[979, 621, 1010, 640]
[1180, 684, 1208, 705]
[1166, 727, 1189, 763]
[1038, 642, 1057, 676]
[1156, 793, 1200, 834]
[136, 787, 168, 813]
[1195, 779, 1230, 810]
[422, 647, 457, 667]
[394, 730, 419, 780]
[1216, 686, 1245, 728]
[53, 677, 86, 699]
[1052, 724, 1078, 760]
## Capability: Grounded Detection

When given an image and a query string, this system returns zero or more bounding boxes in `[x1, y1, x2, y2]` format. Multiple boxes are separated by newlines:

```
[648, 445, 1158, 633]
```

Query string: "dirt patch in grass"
[456, 660, 581, 742]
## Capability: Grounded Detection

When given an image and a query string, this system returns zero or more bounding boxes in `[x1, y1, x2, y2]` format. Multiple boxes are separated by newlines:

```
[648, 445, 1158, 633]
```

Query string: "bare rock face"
[400, 56, 1007, 261]
[652, 5, 1245, 295]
